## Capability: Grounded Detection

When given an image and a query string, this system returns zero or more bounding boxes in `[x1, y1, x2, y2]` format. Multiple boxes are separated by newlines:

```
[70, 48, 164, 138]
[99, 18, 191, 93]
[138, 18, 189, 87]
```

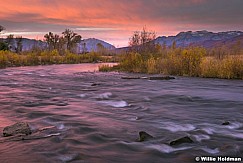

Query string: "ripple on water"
[200, 147, 219, 154]
[159, 122, 196, 132]
[58, 153, 80, 162]
[96, 92, 113, 99]
[99, 100, 129, 108]
[78, 94, 86, 98]
[192, 134, 210, 142]
[148, 144, 193, 153]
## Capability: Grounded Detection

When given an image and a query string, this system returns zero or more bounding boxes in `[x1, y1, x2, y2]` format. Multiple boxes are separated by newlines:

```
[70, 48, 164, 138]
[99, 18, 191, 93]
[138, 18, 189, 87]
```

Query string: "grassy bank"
[0, 50, 117, 68]
[99, 47, 243, 79]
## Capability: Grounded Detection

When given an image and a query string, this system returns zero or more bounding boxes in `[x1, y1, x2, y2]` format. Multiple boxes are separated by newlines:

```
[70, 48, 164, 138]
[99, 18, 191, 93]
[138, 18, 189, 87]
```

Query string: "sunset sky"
[1, 0, 243, 47]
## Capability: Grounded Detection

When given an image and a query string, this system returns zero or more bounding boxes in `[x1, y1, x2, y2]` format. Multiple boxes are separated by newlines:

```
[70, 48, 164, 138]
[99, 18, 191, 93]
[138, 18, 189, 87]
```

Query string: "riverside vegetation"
[0, 25, 242, 79]
[99, 27, 243, 79]
[0, 50, 116, 68]
[0, 26, 117, 68]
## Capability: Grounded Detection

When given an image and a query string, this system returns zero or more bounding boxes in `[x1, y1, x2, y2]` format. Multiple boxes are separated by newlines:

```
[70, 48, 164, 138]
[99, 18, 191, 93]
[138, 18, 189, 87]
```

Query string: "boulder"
[149, 76, 175, 80]
[3, 122, 32, 137]
[138, 131, 153, 142]
[169, 136, 193, 146]
[222, 121, 230, 125]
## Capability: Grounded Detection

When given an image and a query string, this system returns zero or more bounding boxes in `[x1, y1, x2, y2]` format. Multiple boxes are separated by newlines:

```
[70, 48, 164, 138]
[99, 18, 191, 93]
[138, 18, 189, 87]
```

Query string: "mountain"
[0, 38, 47, 51]
[1, 38, 115, 52]
[154, 30, 243, 48]
[77, 38, 115, 53]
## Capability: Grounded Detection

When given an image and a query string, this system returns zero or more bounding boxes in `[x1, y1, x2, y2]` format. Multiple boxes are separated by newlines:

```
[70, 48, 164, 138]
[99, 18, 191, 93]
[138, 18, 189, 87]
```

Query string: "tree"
[56, 36, 66, 55]
[172, 41, 176, 50]
[129, 31, 140, 47]
[62, 29, 81, 53]
[0, 25, 5, 33]
[16, 36, 23, 53]
[82, 42, 88, 54]
[0, 42, 9, 50]
[0, 25, 7, 50]
[129, 27, 156, 46]
[6, 34, 15, 51]
[129, 26, 156, 54]
[53, 34, 60, 50]
[44, 32, 55, 51]
[96, 43, 106, 55]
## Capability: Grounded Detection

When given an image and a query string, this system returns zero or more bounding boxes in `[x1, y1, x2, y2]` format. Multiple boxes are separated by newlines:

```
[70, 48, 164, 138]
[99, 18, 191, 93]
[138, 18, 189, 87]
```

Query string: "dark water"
[0, 64, 242, 163]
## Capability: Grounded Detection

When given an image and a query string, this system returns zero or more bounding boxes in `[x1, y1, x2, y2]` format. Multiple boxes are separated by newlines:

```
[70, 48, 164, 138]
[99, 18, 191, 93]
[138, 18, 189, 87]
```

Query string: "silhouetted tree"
[62, 29, 81, 53]
[129, 26, 156, 54]
[0, 25, 5, 33]
[129, 31, 140, 47]
[0, 25, 8, 50]
[0, 42, 9, 50]
[16, 36, 23, 53]
[44, 32, 55, 51]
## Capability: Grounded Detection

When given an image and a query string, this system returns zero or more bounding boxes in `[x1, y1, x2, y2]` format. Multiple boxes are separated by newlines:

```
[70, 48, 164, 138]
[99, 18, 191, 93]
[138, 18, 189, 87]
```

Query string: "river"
[0, 63, 242, 163]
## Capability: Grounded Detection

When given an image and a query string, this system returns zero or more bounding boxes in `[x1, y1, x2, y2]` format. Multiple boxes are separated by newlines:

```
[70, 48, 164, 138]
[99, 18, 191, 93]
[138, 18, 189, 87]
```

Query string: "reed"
[108, 46, 243, 79]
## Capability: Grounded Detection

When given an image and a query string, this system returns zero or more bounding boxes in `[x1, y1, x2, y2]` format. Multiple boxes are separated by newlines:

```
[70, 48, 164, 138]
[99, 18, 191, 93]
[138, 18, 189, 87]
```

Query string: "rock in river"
[121, 76, 141, 79]
[222, 121, 230, 125]
[149, 76, 175, 80]
[138, 131, 153, 142]
[3, 122, 32, 137]
[169, 136, 194, 146]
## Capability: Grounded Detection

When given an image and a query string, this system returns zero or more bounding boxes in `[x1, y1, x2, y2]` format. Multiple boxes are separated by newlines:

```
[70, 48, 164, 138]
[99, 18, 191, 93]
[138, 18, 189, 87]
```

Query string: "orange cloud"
[1, 0, 242, 47]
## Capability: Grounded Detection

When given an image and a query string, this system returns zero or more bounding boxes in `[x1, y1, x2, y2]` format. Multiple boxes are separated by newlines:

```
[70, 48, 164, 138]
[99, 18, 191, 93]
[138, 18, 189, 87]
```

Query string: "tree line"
[0, 25, 83, 54]
[100, 27, 243, 79]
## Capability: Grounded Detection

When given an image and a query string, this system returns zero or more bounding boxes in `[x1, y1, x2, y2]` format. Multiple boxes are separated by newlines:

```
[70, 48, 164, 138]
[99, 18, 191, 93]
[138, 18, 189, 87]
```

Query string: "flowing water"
[0, 64, 242, 163]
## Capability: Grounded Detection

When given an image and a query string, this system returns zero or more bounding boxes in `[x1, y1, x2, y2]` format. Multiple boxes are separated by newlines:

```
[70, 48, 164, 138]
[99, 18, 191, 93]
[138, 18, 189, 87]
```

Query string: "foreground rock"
[138, 131, 153, 142]
[3, 122, 32, 137]
[222, 121, 230, 125]
[149, 76, 175, 80]
[169, 136, 193, 146]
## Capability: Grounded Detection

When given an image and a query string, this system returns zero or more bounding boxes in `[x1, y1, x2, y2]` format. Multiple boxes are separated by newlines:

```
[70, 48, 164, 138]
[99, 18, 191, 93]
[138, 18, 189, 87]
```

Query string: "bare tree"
[62, 29, 81, 53]
[129, 26, 156, 54]
[44, 32, 55, 51]
[129, 31, 140, 47]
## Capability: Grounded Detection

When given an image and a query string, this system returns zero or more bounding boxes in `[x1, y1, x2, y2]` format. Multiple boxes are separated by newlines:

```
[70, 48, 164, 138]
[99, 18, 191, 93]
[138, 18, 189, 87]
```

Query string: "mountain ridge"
[0, 37, 115, 53]
[154, 30, 243, 48]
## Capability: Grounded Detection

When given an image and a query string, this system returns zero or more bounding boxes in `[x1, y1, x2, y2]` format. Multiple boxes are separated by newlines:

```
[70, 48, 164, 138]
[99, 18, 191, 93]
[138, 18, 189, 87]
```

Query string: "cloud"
[0, 0, 243, 47]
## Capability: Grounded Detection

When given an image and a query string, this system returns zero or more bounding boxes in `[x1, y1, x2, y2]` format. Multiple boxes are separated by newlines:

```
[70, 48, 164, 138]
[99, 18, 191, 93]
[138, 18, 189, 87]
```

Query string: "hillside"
[78, 38, 115, 53]
[154, 30, 243, 48]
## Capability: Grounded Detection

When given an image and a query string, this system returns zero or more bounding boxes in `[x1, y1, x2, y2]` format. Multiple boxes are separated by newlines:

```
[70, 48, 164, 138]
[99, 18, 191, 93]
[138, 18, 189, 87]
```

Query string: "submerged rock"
[169, 136, 194, 146]
[91, 83, 100, 86]
[121, 76, 175, 80]
[121, 76, 141, 79]
[3, 122, 32, 137]
[222, 121, 230, 125]
[138, 131, 153, 142]
[149, 76, 175, 80]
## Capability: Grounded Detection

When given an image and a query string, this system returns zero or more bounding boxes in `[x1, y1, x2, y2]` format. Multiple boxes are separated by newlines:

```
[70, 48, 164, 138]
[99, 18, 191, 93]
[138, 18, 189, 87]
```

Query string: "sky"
[0, 0, 243, 47]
